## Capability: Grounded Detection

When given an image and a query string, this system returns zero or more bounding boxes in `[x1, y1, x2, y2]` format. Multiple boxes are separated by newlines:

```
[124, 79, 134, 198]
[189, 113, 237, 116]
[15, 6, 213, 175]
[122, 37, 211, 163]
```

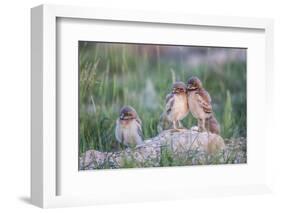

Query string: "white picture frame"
[31, 4, 274, 208]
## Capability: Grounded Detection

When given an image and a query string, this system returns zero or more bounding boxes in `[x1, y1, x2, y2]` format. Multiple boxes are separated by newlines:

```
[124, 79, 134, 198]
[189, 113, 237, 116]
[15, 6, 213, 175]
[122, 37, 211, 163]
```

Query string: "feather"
[115, 106, 144, 147]
[205, 115, 220, 134]
[136, 117, 142, 126]
[195, 89, 212, 113]
[115, 119, 122, 143]
[165, 93, 174, 113]
[136, 117, 143, 139]
[137, 125, 143, 140]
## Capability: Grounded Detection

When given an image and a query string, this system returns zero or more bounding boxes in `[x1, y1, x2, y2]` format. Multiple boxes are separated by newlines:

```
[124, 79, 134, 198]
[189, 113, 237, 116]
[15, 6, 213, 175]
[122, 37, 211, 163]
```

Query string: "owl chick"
[165, 81, 189, 130]
[186, 76, 220, 134]
[115, 106, 143, 148]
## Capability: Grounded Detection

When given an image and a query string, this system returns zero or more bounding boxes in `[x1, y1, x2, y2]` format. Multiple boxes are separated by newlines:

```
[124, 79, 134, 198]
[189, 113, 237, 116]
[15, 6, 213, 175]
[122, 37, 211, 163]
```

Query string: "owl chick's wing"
[157, 112, 173, 133]
[195, 89, 212, 113]
[165, 93, 174, 113]
[136, 117, 144, 140]
[115, 119, 123, 143]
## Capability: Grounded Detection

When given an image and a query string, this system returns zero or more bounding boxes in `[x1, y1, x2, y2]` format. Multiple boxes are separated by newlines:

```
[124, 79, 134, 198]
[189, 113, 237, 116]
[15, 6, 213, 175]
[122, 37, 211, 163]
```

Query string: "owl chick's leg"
[173, 121, 177, 129]
[198, 118, 206, 132]
[198, 119, 203, 132]
[167, 120, 179, 132]
[177, 120, 184, 129]
[170, 120, 185, 132]
[205, 118, 210, 133]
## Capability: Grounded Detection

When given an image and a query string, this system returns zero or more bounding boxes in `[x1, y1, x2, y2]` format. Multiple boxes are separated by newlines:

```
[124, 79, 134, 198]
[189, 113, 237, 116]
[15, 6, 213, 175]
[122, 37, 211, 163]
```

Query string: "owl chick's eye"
[176, 88, 183, 93]
[122, 112, 134, 120]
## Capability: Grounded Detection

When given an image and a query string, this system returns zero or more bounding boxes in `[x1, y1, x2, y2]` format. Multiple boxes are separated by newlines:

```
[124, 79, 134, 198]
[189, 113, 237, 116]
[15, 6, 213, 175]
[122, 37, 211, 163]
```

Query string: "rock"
[79, 129, 226, 170]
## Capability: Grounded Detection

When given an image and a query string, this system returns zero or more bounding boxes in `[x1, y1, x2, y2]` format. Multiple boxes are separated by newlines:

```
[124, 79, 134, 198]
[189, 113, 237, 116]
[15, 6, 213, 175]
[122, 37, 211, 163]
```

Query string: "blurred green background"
[79, 41, 246, 156]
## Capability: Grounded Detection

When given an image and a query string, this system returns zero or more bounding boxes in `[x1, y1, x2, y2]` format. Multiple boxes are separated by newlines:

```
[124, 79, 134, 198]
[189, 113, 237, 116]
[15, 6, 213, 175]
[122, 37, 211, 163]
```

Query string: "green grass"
[78, 42, 247, 165]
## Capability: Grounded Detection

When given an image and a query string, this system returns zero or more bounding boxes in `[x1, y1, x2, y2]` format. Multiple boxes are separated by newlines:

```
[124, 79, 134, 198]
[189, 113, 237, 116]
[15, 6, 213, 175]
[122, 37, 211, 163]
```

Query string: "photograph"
[78, 41, 247, 170]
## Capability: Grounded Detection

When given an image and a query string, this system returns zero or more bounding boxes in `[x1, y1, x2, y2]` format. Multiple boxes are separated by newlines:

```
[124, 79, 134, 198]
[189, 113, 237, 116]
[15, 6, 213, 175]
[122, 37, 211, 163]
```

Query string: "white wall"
[0, 0, 280, 212]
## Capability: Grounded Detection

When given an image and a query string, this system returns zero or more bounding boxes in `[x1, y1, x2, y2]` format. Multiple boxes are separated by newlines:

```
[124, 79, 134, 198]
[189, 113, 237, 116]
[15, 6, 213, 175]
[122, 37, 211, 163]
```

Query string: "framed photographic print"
[78, 41, 246, 170]
[31, 4, 274, 208]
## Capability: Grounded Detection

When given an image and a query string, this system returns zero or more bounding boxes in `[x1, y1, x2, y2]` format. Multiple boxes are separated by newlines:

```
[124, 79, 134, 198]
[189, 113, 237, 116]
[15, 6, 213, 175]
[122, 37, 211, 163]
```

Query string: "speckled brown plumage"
[165, 81, 189, 130]
[115, 106, 143, 147]
[187, 76, 220, 134]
